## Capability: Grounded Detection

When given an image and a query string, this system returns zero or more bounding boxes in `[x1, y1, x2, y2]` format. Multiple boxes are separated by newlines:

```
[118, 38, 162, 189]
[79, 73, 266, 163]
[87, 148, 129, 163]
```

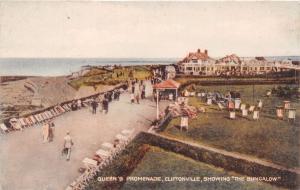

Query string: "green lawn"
[122, 146, 284, 190]
[161, 84, 300, 168]
[69, 66, 152, 90]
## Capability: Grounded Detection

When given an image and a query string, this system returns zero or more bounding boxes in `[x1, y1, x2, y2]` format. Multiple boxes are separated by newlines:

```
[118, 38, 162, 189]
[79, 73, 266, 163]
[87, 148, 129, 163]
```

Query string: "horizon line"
[0, 55, 300, 59]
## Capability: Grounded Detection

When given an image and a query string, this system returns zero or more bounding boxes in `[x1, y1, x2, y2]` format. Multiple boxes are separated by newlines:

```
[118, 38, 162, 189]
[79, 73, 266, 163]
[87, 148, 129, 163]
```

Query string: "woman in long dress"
[42, 122, 49, 143]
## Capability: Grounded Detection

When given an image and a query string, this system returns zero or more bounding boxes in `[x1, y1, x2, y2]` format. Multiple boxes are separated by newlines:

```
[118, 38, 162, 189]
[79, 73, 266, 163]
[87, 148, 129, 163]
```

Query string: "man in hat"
[91, 99, 98, 114]
[63, 131, 73, 161]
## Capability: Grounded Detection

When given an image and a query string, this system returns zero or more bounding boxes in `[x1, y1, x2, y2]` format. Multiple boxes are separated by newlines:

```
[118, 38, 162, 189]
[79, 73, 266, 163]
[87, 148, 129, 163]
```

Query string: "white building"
[165, 65, 176, 79]
[178, 49, 215, 75]
[177, 49, 296, 76]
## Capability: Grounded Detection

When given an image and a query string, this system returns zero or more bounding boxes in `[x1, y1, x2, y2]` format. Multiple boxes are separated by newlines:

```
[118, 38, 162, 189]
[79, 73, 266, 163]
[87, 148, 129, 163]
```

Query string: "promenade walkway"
[0, 81, 168, 190]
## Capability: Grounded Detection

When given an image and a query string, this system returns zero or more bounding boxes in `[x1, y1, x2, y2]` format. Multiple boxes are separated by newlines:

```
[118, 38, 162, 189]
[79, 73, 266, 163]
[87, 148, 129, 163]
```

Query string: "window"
[186, 67, 193, 71]
[260, 67, 264, 71]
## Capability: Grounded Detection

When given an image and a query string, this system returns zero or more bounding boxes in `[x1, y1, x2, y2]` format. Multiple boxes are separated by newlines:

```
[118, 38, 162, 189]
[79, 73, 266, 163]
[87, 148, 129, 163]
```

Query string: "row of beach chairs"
[66, 129, 135, 190]
[0, 103, 73, 134]
[216, 100, 262, 121]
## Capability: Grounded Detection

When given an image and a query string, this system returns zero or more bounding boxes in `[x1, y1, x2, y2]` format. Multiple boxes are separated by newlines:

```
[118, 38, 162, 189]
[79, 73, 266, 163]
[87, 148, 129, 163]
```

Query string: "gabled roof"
[178, 49, 210, 64]
[217, 54, 241, 64]
[153, 79, 180, 89]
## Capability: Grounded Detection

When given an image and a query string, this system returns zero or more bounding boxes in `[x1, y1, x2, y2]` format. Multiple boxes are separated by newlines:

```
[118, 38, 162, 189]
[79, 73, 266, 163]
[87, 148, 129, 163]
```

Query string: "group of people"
[71, 99, 83, 111]
[42, 119, 55, 143]
[150, 77, 161, 85]
[90, 89, 121, 114]
[130, 79, 146, 104]
[41, 119, 74, 161]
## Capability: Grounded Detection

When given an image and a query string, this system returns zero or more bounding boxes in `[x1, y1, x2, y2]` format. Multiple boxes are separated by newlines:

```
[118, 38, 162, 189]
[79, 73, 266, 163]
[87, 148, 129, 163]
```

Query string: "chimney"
[197, 49, 201, 53]
[204, 49, 208, 55]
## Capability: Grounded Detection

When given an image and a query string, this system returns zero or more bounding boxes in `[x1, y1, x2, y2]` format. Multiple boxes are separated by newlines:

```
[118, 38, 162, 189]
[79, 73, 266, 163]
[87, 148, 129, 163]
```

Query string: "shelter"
[152, 79, 180, 100]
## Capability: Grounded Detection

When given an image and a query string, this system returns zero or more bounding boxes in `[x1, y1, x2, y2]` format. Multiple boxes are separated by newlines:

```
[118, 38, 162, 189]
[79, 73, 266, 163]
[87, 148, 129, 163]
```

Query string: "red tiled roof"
[178, 49, 209, 64]
[153, 79, 180, 89]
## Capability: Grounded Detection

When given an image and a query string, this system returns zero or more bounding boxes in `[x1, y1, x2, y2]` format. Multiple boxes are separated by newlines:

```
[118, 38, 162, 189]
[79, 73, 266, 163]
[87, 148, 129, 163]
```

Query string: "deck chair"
[33, 114, 41, 122]
[82, 157, 98, 168]
[63, 104, 70, 111]
[54, 107, 61, 115]
[47, 111, 55, 118]
[288, 109, 296, 122]
[50, 109, 58, 117]
[234, 99, 241, 109]
[43, 111, 50, 119]
[229, 111, 236, 119]
[240, 104, 246, 110]
[116, 134, 129, 141]
[95, 149, 110, 158]
[249, 106, 255, 113]
[9, 118, 22, 130]
[24, 117, 32, 126]
[0, 123, 9, 133]
[101, 142, 114, 150]
[257, 100, 263, 110]
[58, 106, 65, 113]
[180, 116, 189, 131]
[46, 111, 53, 119]
[253, 110, 259, 120]
[37, 113, 44, 122]
[19, 118, 27, 127]
[121, 129, 135, 136]
[40, 113, 46, 120]
[217, 102, 225, 110]
[242, 109, 248, 117]
[29, 116, 37, 124]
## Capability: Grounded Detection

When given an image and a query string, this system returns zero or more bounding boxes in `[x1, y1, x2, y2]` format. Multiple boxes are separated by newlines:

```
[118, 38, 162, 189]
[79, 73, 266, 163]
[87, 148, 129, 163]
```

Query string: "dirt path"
[0, 81, 168, 190]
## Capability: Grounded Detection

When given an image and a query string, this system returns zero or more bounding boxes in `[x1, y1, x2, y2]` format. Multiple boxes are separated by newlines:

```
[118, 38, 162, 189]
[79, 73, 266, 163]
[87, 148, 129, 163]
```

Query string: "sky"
[0, 1, 299, 58]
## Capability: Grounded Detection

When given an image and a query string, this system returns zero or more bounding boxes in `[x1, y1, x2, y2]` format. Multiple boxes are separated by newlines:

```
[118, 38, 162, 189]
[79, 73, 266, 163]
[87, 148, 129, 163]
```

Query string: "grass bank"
[161, 84, 300, 168]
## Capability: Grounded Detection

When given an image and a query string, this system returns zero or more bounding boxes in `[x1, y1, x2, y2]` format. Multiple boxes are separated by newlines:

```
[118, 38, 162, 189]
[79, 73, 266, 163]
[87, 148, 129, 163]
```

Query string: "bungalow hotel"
[177, 49, 299, 76]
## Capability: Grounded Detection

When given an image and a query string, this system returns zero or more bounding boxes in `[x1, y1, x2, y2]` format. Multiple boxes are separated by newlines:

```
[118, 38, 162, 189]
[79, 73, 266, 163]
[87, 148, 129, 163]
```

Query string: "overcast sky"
[0, 1, 299, 58]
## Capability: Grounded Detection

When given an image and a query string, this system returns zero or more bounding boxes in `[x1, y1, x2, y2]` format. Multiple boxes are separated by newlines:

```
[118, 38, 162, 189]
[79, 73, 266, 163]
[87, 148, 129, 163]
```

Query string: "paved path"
[0, 81, 168, 190]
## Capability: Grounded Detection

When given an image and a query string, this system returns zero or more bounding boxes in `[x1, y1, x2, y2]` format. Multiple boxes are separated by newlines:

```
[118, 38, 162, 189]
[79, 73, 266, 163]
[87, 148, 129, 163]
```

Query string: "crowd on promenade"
[129, 79, 147, 104]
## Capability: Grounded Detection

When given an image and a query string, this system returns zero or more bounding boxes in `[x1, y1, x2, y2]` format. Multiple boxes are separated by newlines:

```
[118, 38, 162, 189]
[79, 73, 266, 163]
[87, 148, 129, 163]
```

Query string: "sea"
[0, 56, 299, 77]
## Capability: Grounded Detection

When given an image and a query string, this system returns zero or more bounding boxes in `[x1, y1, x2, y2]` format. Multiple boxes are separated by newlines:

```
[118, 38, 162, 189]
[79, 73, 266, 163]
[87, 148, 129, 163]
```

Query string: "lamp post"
[252, 84, 255, 104]
[156, 89, 159, 120]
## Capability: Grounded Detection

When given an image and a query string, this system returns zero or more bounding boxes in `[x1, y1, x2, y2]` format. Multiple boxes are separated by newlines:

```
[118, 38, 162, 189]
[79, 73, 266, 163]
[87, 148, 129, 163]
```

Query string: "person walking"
[77, 99, 82, 109]
[42, 121, 49, 143]
[131, 81, 135, 94]
[135, 92, 140, 104]
[91, 99, 98, 114]
[48, 120, 55, 142]
[63, 131, 73, 161]
[141, 83, 146, 99]
[102, 98, 109, 114]
[130, 93, 135, 104]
